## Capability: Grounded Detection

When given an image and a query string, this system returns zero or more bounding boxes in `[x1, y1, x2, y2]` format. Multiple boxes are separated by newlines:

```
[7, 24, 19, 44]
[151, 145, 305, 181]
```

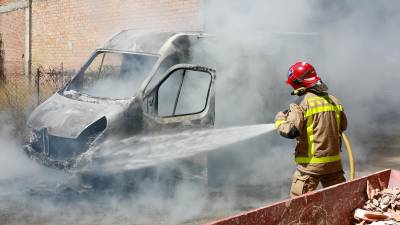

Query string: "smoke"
[201, 0, 400, 177]
[313, 1, 400, 138]
[2, 0, 400, 224]
[0, 121, 196, 225]
[0, 114, 44, 179]
[0, 116, 277, 224]
[313, 0, 400, 166]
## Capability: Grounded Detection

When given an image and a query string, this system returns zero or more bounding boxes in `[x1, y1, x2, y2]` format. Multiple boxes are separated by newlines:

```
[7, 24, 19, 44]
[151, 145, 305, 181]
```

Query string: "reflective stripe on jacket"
[274, 92, 347, 175]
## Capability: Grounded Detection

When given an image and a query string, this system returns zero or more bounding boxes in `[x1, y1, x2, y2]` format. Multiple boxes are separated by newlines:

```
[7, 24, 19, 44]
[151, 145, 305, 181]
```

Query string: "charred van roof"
[102, 30, 208, 54]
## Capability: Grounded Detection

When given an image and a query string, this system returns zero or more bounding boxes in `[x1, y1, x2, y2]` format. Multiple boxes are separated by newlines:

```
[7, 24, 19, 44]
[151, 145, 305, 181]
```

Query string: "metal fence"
[0, 63, 74, 137]
[34, 63, 74, 105]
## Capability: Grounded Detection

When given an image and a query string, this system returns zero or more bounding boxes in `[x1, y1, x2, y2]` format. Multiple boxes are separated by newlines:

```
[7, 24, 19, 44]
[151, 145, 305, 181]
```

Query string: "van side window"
[174, 69, 211, 115]
[157, 68, 212, 117]
[157, 69, 184, 117]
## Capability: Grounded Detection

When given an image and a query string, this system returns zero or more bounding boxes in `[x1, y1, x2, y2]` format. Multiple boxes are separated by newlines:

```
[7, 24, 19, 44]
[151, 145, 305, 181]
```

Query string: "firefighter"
[274, 61, 347, 197]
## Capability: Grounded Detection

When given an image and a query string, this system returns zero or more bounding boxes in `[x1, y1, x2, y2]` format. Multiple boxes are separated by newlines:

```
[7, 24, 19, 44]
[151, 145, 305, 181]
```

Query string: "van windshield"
[65, 52, 158, 99]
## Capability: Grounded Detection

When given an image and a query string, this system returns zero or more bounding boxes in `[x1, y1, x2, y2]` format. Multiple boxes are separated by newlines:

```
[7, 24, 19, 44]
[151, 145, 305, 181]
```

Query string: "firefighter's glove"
[275, 111, 288, 120]
[275, 103, 303, 139]
[274, 111, 288, 128]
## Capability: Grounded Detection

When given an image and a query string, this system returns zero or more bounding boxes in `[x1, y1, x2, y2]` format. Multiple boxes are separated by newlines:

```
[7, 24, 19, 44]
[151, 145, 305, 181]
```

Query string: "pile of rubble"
[354, 183, 400, 225]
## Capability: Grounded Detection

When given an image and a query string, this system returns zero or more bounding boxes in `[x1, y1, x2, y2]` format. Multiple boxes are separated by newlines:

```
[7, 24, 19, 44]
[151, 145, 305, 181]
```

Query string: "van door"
[143, 64, 215, 131]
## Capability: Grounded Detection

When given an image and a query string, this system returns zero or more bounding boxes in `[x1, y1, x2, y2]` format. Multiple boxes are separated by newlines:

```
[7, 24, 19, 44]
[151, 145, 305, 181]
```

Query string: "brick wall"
[0, 0, 25, 83]
[0, 0, 202, 81]
[0, 0, 18, 4]
[30, 0, 203, 72]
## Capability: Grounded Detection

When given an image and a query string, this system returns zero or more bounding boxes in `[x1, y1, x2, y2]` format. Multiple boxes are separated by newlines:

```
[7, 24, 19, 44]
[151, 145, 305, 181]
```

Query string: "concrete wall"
[0, 0, 202, 81]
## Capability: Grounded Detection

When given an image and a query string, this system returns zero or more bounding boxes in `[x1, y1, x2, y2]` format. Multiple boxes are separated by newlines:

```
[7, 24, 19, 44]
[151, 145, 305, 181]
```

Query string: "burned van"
[24, 31, 216, 170]
[24, 30, 324, 194]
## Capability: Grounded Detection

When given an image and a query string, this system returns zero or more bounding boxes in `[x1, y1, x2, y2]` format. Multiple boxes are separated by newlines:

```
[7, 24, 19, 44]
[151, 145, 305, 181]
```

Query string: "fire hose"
[342, 132, 355, 180]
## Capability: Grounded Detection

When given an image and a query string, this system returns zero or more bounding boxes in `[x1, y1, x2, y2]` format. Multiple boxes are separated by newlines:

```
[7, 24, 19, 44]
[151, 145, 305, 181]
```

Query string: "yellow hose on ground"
[342, 132, 355, 180]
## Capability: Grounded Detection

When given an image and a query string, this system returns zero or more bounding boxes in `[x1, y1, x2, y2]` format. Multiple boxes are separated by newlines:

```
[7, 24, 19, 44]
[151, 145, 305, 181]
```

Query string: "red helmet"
[286, 62, 321, 90]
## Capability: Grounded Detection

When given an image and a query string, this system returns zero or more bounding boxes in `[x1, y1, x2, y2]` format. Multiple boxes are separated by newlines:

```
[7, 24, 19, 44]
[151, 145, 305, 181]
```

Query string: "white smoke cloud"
[0, 114, 42, 180]
[2, 0, 400, 224]
[202, 0, 400, 174]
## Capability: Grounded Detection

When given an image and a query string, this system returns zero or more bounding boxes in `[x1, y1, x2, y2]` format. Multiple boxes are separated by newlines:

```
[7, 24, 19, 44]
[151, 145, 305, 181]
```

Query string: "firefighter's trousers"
[290, 169, 346, 197]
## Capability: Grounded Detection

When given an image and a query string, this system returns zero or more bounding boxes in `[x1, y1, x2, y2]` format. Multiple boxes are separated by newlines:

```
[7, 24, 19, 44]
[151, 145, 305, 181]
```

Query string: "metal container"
[206, 169, 400, 225]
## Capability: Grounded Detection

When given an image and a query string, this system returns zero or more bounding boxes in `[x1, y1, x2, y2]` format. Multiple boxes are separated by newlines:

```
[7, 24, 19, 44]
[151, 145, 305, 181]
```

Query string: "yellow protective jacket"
[274, 92, 347, 175]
